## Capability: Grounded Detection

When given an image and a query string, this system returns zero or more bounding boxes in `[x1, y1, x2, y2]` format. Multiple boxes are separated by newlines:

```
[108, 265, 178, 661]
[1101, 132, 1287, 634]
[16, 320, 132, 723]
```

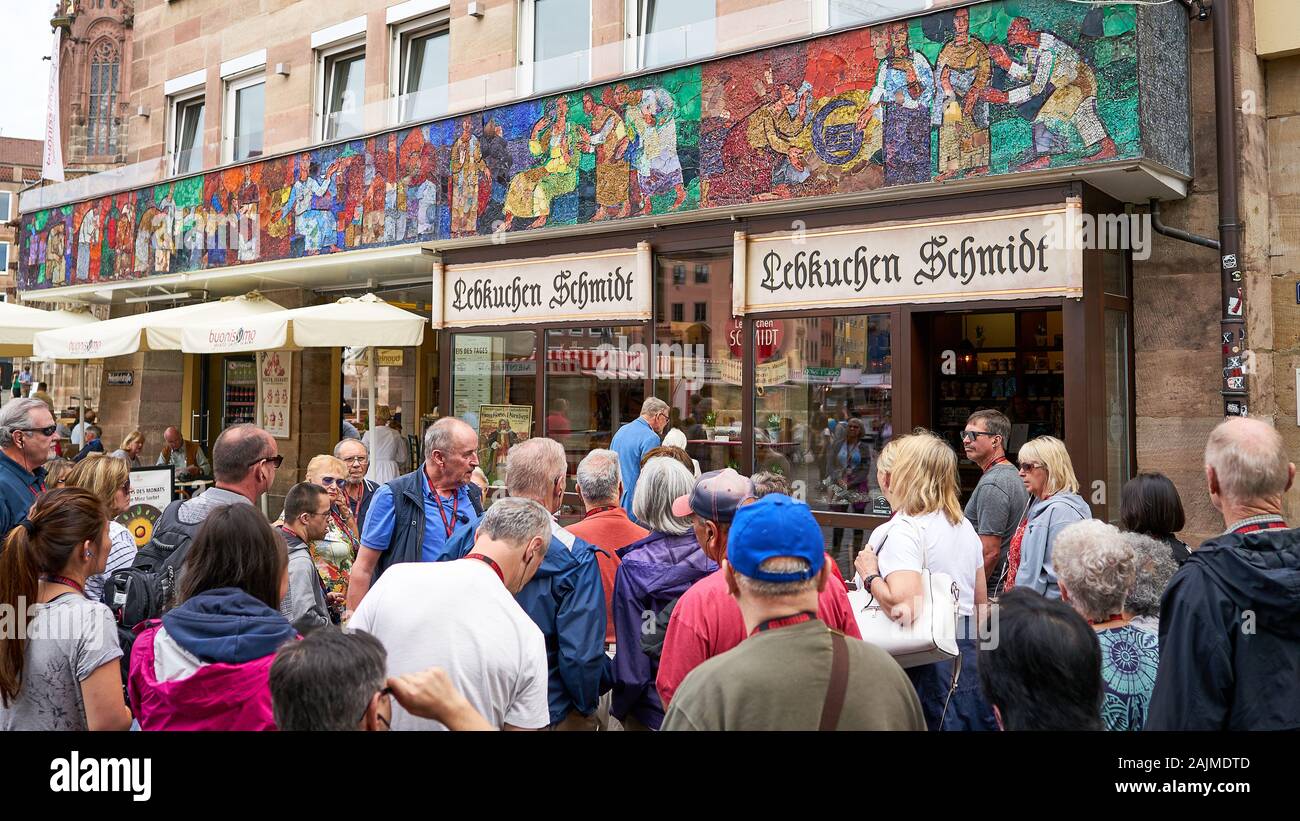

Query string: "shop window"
[1103, 248, 1129, 298]
[632, 0, 716, 69]
[1104, 309, 1132, 523]
[520, 0, 590, 94]
[693, 302, 706, 323]
[319, 42, 366, 141]
[654, 249, 742, 474]
[393, 15, 450, 123]
[753, 314, 893, 553]
[168, 90, 205, 176]
[546, 326, 647, 478]
[671, 303, 683, 322]
[342, 346, 418, 458]
[451, 331, 538, 488]
[224, 71, 265, 163]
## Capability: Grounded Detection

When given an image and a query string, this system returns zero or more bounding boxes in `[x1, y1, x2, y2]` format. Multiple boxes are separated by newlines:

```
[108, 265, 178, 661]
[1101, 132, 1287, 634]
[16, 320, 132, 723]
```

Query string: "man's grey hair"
[1052, 519, 1137, 623]
[212, 423, 271, 483]
[270, 626, 387, 731]
[0, 398, 51, 448]
[735, 557, 820, 597]
[477, 497, 553, 550]
[751, 471, 790, 498]
[424, 416, 472, 460]
[633, 457, 694, 535]
[333, 438, 369, 459]
[506, 438, 566, 501]
[576, 449, 620, 505]
[1205, 417, 1291, 504]
[1122, 532, 1178, 619]
[640, 397, 669, 417]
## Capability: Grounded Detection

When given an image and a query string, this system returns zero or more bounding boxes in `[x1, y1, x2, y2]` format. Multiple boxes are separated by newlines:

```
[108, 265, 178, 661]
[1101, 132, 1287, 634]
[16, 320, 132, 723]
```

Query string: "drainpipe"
[1212, 0, 1247, 417]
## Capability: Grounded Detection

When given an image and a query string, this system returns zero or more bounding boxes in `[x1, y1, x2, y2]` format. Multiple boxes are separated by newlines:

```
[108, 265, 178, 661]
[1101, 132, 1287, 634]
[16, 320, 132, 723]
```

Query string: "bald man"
[1146, 417, 1300, 730]
[158, 425, 211, 480]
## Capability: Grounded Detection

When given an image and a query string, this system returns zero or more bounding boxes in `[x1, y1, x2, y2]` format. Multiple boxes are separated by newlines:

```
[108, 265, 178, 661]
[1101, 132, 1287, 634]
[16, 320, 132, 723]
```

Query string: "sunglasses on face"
[248, 454, 285, 469]
[18, 425, 58, 437]
[960, 430, 997, 442]
[1017, 461, 1044, 473]
[319, 476, 342, 486]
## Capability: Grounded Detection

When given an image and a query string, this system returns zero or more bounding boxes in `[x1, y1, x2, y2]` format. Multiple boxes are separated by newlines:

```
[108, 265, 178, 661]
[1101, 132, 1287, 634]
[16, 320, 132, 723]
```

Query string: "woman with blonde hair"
[853, 429, 996, 730]
[109, 430, 147, 468]
[303, 454, 358, 612]
[64, 454, 137, 603]
[1005, 436, 1091, 598]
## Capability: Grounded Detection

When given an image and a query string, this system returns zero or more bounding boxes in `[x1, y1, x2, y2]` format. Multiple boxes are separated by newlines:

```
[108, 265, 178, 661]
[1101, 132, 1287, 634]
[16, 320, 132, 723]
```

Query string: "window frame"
[628, 0, 718, 71]
[222, 69, 266, 164]
[518, 0, 593, 96]
[166, 87, 207, 177]
[316, 38, 367, 143]
[0, 192, 11, 221]
[0, 241, 10, 272]
[390, 13, 452, 125]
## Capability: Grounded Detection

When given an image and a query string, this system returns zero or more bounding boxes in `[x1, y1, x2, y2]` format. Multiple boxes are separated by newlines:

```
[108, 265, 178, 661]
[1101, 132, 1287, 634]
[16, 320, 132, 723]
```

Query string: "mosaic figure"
[934, 7, 992, 180]
[477, 119, 512, 232]
[45, 222, 66, 285]
[236, 165, 260, 261]
[868, 21, 936, 186]
[504, 96, 580, 230]
[279, 159, 339, 254]
[449, 118, 483, 236]
[579, 90, 631, 221]
[75, 207, 98, 282]
[625, 87, 687, 213]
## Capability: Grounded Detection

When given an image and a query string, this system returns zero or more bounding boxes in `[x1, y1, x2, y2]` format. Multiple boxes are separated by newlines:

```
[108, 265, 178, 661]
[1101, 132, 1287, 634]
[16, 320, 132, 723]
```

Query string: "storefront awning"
[178, 293, 426, 354]
[0, 304, 99, 357]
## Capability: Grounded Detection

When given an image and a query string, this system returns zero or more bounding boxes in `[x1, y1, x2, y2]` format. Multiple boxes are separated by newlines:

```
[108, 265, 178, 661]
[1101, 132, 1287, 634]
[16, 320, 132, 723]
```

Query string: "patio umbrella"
[1, 302, 101, 426]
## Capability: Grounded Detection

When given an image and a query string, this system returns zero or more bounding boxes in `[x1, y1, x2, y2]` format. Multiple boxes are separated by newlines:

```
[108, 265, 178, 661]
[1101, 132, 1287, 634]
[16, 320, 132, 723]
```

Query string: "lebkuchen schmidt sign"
[442, 243, 651, 328]
[739, 204, 1084, 314]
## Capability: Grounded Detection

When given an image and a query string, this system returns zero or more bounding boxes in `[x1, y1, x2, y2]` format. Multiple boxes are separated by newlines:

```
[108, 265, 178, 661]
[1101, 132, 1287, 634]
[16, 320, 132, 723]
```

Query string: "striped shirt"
[85, 521, 138, 604]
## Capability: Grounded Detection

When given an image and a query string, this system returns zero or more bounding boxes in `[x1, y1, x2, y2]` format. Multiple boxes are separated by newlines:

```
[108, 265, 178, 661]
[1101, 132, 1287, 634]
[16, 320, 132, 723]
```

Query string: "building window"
[632, 0, 716, 69]
[693, 302, 706, 322]
[224, 71, 265, 163]
[821, 0, 929, 31]
[0, 192, 10, 221]
[694, 263, 708, 283]
[520, 0, 590, 94]
[393, 16, 450, 123]
[672, 263, 685, 284]
[87, 39, 120, 157]
[168, 91, 206, 176]
[671, 303, 683, 323]
[319, 42, 366, 141]
[0, 242, 9, 272]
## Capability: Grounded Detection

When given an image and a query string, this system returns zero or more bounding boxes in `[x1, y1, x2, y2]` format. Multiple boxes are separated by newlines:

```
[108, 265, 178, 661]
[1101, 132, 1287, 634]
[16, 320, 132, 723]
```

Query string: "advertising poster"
[115, 465, 174, 548]
[258, 350, 292, 438]
[478, 404, 532, 485]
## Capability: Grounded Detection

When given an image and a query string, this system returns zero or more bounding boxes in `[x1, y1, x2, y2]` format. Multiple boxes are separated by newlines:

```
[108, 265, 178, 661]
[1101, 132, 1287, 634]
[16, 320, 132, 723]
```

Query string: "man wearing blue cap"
[661, 494, 924, 731]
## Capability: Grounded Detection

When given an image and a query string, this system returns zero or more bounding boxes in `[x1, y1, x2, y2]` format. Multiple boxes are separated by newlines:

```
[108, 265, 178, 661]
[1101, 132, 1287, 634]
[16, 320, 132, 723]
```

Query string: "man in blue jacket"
[0, 398, 57, 535]
[610, 397, 669, 518]
[439, 436, 608, 730]
[1147, 417, 1300, 731]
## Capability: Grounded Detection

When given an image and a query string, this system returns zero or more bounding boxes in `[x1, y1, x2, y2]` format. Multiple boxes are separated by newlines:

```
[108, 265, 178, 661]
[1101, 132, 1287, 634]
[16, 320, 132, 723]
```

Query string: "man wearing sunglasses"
[961, 410, 1030, 593]
[0, 398, 59, 535]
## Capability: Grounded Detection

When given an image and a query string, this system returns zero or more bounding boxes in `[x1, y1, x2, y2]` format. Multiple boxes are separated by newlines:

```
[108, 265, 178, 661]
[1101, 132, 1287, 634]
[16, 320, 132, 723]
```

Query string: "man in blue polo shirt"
[345, 416, 481, 616]
[0, 398, 58, 535]
[610, 397, 669, 519]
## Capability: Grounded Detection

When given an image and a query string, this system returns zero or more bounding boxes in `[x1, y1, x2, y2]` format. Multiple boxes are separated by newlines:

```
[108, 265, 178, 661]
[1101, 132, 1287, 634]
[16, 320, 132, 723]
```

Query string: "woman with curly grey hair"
[1053, 519, 1160, 731]
[1121, 532, 1179, 634]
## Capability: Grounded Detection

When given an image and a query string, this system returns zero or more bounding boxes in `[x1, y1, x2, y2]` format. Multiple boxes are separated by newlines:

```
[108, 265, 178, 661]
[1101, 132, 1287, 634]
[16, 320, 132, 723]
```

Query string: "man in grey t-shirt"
[961, 410, 1031, 594]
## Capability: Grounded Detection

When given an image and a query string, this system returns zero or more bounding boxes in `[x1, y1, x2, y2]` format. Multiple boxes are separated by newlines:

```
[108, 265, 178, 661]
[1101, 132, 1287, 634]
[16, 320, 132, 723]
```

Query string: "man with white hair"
[610, 396, 670, 519]
[1146, 417, 1300, 730]
[334, 437, 380, 533]
[347, 497, 554, 730]
[439, 437, 609, 730]
[0, 398, 58, 534]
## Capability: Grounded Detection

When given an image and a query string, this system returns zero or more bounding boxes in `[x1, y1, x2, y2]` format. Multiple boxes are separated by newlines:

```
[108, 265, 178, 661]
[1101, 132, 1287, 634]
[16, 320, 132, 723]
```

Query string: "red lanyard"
[750, 611, 817, 636]
[426, 464, 459, 538]
[45, 575, 85, 596]
[986, 455, 1010, 470]
[463, 553, 505, 585]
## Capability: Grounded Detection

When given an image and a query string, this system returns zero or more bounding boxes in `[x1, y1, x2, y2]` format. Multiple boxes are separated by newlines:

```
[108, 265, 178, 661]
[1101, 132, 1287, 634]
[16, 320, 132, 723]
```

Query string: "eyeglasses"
[341, 456, 367, 465]
[18, 425, 58, 437]
[248, 454, 285, 469]
[1017, 461, 1044, 473]
[960, 430, 998, 442]
[319, 476, 341, 486]
[119, 482, 132, 493]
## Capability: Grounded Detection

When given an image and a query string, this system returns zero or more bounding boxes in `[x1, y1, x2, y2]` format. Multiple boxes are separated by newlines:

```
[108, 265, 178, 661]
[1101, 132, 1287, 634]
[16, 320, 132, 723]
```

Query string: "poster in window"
[114, 465, 174, 548]
[477, 404, 533, 486]
[258, 350, 291, 438]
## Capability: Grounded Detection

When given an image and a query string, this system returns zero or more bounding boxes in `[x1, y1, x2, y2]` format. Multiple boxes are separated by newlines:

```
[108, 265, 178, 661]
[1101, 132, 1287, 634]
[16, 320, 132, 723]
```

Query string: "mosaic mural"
[19, 0, 1142, 291]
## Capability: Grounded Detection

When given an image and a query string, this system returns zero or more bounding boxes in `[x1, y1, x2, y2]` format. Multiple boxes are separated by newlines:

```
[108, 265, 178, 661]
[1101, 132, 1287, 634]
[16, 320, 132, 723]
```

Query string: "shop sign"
[740, 205, 1083, 314]
[726, 318, 785, 359]
[114, 466, 174, 548]
[377, 349, 404, 367]
[720, 358, 789, 387]
[107, 370, 133, 386]
[443, 244, 651, 327]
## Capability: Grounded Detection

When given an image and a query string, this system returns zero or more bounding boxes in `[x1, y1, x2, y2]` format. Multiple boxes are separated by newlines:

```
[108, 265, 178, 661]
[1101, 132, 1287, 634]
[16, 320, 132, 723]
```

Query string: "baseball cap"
[726, 494, 825, 583]
[671, 468, 754, 523]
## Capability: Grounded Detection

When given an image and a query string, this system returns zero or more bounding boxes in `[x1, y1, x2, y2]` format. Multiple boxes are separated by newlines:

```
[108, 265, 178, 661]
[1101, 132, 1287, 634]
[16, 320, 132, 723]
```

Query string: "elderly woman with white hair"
[1004, 436, 1091, 597]
[1121, 532, 1178, 635]
[1054, 519, 1161, 731]
[610, 456, 715, 731]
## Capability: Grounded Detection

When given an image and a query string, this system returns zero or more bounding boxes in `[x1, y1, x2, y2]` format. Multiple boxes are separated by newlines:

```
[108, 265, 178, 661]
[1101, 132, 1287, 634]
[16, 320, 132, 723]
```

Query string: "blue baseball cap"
[726, 494, 825, 583]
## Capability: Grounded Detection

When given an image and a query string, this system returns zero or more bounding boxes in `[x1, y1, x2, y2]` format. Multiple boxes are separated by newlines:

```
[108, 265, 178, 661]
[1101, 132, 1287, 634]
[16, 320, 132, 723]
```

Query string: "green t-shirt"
[661, 620, 926, 731]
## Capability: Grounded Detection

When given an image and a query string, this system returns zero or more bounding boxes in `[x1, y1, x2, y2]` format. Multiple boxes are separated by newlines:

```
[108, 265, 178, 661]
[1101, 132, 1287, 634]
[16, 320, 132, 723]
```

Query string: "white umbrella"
[33, 292, 284, 361]
[180, 294, 428, 438]
[0, 303, 98, 356]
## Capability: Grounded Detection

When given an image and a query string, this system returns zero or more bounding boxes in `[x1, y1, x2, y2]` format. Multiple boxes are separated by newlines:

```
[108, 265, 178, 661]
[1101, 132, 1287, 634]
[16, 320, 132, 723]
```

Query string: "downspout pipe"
[1213, 0, 1247, 415]
[1148, 198, 1219, 250]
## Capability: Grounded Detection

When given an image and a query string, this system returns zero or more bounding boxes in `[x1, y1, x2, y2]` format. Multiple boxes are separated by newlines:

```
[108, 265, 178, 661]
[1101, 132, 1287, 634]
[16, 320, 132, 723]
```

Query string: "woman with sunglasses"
[303, 454, 358, 610]
[1003, 436, 1092, 599]
[64, 454, 138, 603]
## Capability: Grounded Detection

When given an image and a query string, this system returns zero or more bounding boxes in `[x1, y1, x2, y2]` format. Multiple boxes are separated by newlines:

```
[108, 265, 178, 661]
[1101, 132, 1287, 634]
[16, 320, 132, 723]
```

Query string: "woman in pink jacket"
[129, 505, 298, 731]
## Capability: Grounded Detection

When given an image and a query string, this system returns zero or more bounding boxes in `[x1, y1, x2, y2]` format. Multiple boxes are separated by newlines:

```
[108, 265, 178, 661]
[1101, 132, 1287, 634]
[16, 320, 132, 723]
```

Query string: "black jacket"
[1146, 526, 1300, 730]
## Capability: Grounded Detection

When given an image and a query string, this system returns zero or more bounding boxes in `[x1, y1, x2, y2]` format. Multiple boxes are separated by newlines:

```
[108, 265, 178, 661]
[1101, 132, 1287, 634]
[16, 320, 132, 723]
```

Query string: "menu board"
[258, 350, 291, 439]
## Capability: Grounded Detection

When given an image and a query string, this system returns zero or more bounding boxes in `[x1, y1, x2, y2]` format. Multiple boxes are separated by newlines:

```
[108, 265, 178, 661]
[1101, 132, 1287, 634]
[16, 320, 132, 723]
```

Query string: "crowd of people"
[0, 390, 1297, 732]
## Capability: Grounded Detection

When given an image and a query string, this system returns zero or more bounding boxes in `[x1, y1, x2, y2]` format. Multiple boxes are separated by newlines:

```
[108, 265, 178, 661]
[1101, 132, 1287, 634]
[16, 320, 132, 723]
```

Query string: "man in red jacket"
[656, 469, 862, 709]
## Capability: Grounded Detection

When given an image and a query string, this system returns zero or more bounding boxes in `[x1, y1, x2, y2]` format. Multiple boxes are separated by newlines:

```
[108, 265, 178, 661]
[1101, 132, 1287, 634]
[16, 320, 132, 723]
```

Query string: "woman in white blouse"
[362, 406, 407, 484]
[853, 430, 996, 731]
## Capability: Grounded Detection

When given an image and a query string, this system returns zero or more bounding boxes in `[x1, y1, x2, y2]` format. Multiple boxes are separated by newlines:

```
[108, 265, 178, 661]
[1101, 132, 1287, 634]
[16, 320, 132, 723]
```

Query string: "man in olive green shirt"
[662, 494, 924, 731]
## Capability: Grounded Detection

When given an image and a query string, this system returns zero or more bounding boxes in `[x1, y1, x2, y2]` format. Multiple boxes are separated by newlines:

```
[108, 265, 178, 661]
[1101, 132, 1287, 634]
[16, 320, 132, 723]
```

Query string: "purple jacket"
[611, 530, 717, 729]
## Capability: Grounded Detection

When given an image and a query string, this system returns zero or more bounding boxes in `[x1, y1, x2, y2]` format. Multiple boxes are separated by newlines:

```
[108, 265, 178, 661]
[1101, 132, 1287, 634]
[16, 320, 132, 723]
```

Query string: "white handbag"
[849, 516, 960, 669]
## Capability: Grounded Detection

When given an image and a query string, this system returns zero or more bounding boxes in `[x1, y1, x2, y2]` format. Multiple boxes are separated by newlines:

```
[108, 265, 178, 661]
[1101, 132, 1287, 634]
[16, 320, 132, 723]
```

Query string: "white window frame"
[626, 0, 717, 71]
[0, 241, 9, 272]
[222, 69, 266, 163]
[316, 38, 368, 143]
[0, 192, 11, 221]
[390, 13, 451, 124]
[165, 85, 207, 177]
[518, 0, 593, 96]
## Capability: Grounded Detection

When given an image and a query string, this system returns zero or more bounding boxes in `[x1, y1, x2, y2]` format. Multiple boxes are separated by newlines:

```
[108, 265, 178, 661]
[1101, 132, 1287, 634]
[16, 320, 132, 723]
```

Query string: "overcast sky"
[0, 2, 58, 142]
